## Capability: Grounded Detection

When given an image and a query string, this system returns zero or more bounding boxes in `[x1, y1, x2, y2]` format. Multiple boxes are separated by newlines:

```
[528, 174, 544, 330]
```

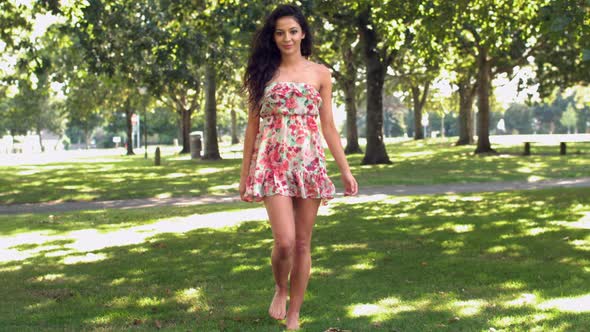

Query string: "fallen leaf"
[448, 316, 460, 323]
[133, 319, 142, 325]
[421, 261, 428, 266]
[154, 320, 162, 329]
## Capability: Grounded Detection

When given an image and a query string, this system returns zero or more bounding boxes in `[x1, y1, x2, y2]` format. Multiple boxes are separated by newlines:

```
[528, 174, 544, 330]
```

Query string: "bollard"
[155, 147, 161, 166]
[560, 142, 566, 155]
[524, 142, 531, 156]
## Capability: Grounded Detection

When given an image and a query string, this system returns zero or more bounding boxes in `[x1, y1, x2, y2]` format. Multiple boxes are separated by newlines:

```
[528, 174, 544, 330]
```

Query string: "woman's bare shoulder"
[305, 60, 331, 76]
[307, 62, 331, 90]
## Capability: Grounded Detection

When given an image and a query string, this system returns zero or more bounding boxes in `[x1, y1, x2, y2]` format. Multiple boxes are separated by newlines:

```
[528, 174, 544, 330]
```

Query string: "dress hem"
[243, 192, 334, 206]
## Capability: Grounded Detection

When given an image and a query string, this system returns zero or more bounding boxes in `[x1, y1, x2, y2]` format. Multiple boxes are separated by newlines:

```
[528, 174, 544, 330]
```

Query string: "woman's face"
[273, 16, 305, 56]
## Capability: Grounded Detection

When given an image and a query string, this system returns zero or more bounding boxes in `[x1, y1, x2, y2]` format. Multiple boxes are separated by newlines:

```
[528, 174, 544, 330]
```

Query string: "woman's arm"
[317, 65, 358, 196]
[239, 108, 260, 200]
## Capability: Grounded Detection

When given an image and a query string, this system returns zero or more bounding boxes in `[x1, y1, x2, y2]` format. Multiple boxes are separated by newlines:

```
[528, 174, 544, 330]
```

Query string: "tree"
[391, 3, 445, 141]
[452, 0, 553, 153]
[196, 0, 263, 160]
[313, 8, 364, 154]
[534, 0, 590, 97]
[560, 102, 578, 133]
[444, 37, 478, 145]
[144, 1, 207, 155]
[0, 2, 30, 50]
[504, 103, 533, 134]
[361, 2, 427, 163]
[74, 1, 167, 155]
[0, 1, 65, 139]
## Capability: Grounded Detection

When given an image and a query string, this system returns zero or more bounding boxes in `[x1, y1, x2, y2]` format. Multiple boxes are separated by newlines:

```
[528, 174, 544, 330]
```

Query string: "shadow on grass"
[0, 202, 259, 236]
[0, 158, 241, 205]
[1, 188, 589, 331]
[332, 141, 590, 186]
[2, 140, 589, 205]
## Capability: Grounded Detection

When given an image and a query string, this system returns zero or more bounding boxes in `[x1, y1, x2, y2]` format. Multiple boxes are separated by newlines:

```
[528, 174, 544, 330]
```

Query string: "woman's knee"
[294, 238, 311, 256]
[274, 238, 295, 258]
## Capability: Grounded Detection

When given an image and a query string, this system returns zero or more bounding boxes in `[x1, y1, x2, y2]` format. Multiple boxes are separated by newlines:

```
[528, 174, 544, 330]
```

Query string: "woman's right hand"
[341, 171, 358, 196]
[239, 177, 249, 202]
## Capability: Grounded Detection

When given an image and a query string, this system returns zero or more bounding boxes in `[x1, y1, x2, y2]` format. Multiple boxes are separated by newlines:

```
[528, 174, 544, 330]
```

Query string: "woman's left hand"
[341, 172, 358, 196]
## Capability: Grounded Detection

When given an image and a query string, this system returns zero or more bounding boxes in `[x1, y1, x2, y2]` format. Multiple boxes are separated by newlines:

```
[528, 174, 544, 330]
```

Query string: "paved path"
[1, 177, 589, 215]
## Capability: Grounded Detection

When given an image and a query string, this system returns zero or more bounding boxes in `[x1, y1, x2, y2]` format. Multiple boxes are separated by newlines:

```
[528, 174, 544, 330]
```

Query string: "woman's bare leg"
[285, 197, 321, 330]
[263, 195, 296, 320]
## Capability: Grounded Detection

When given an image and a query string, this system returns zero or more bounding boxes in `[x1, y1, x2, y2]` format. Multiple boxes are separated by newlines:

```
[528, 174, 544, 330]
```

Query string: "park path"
[1, 177, 589, 215]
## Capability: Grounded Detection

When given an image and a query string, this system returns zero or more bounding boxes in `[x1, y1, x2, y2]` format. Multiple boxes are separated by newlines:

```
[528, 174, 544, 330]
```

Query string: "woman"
[239, 4, 358, 330]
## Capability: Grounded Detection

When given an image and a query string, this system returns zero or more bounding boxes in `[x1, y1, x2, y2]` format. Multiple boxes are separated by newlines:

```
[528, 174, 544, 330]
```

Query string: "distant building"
[0, 130, 64, 154]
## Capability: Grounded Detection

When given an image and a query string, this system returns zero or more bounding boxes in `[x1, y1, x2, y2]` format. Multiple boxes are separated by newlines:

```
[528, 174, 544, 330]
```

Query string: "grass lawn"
[0, 139, 588, 205]
[1, 188, 589, 331]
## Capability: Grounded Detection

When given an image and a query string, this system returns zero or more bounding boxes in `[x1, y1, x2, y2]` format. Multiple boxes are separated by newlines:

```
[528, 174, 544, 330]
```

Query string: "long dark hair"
[244, 4, 313, 112]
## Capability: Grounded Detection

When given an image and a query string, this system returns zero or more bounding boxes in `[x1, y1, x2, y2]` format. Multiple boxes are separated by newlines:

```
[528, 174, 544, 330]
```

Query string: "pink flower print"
[307, 117, 318, 131]
[286, 97, 297, 109]
[280, 159, 289, 172]
[305, 158, 319, 172]
[273, 116, 283, 130]
[296, 133, 305, 145]
[271, 147, 281, 165]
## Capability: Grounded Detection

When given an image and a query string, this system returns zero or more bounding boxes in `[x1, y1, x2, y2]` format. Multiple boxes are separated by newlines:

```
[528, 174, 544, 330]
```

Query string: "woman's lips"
[283, 44, 293, 49]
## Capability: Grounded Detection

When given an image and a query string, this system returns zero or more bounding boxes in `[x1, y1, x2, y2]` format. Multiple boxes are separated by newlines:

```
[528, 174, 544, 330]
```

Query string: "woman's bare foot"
[285, 311, 300, 330]
[268, 286, 288, 320]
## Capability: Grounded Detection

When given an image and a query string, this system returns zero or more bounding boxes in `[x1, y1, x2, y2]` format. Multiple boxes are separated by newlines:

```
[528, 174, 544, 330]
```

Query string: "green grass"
[331, 139, 590, 187]
[0, 139, 588, 204]
[1, 188, 589, 331]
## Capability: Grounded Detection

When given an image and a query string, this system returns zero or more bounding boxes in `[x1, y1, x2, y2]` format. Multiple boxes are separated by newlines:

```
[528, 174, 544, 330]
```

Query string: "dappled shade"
[1, 187, 589, 330]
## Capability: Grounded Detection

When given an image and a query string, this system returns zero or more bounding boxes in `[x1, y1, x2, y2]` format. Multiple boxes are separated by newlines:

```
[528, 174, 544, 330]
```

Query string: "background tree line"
[0, 0, 588, 163]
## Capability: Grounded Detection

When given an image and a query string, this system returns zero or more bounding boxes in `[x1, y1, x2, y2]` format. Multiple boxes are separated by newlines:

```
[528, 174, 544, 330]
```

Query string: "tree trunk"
[342, 45, 362, 155]
[179, 109, 191, 154]
[411, 84, 430, 140]
[441, 113, 445, 138]
[474, 49, 496, 154]
[359, 9, 391, 165]
[343, 80, 362, 154]
[231, 109, 239, 144]
[203, 62, 221, 160]
[84, 126, 91, 149]
[412, 82, 430, 140]
[125, 98, 135, 155]
[37, 128, 45, 152]
[456, 80, 476, 145]
[412, 88, 423, 139]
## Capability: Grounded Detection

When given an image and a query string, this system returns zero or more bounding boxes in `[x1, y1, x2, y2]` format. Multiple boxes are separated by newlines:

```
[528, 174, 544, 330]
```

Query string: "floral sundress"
[244, 81, 336, 204]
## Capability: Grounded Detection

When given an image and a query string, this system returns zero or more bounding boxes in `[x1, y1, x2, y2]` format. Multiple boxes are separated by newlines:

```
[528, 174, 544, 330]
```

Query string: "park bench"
[521, 134, 590, 155]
